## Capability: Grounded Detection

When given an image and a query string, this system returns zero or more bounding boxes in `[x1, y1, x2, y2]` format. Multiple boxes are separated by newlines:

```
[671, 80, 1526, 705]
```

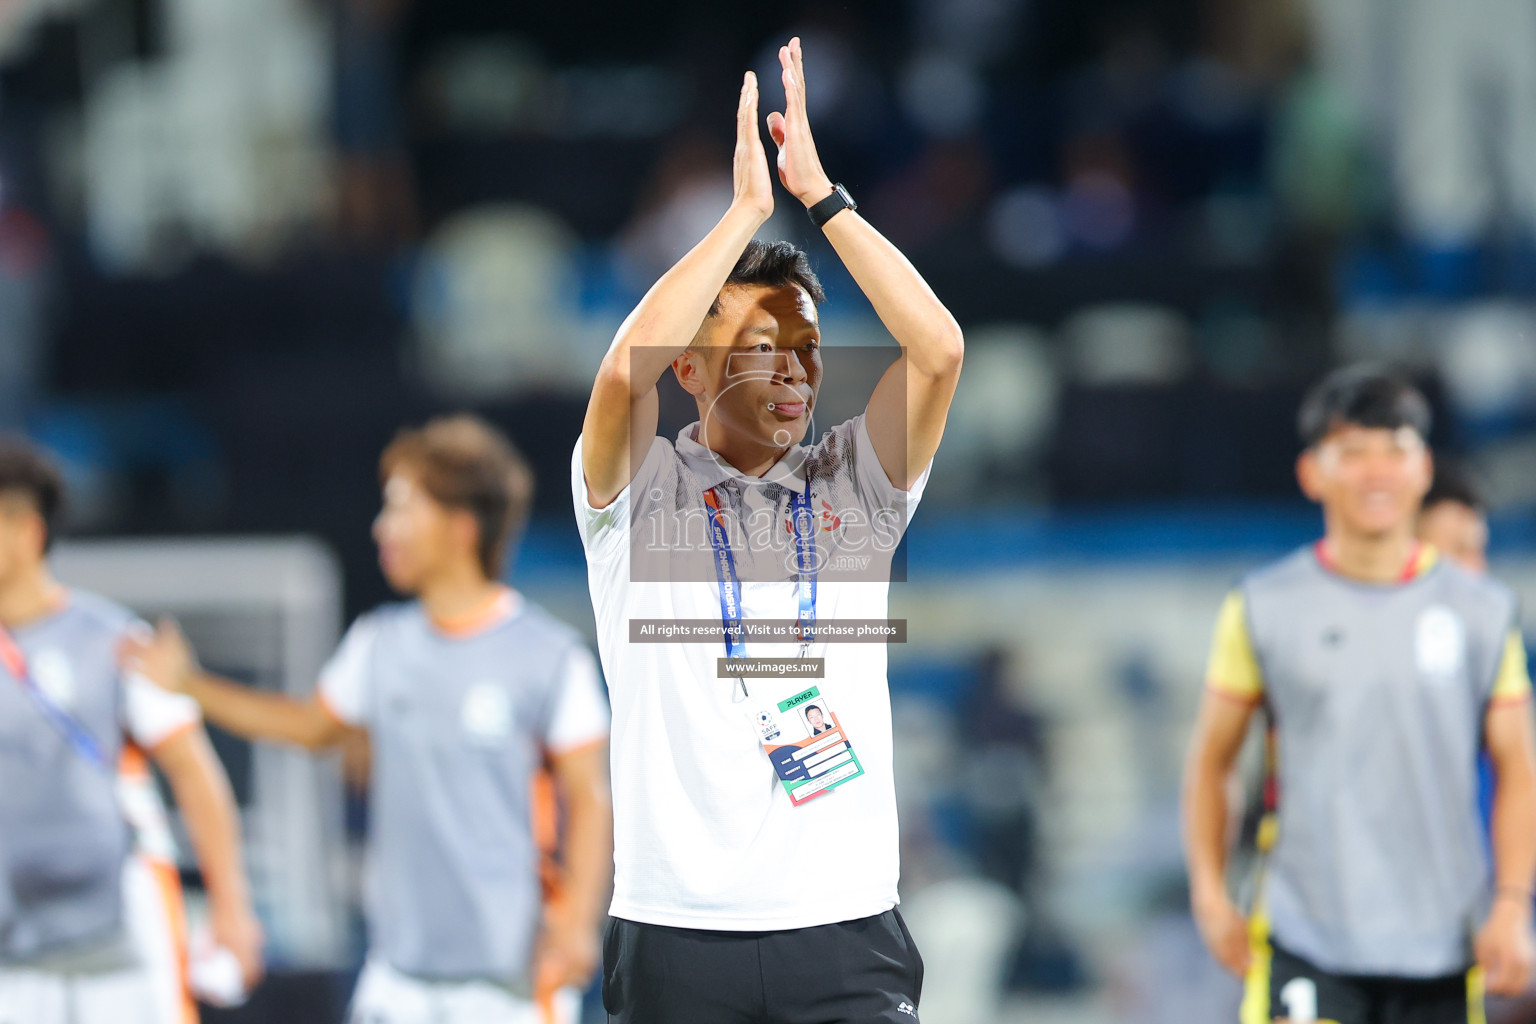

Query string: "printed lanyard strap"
[0, 625, 109, 770]
[703, 487, 747, 661]
[704, 480, 820, 676]
[788, 484, 817, 651]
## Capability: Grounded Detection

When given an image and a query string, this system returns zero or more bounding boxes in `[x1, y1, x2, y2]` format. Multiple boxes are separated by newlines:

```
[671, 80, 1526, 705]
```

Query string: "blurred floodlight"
[949, 324, 1059, 456]
[1436, 302, 1536, 419]
[923, 324, 1058, 501]
[1064, 304, 1192, 385]
[411, 204, 587, 397]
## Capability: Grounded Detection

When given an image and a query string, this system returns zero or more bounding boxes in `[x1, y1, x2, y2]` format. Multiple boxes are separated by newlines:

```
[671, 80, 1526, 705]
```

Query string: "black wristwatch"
[807, 183, 856, 229]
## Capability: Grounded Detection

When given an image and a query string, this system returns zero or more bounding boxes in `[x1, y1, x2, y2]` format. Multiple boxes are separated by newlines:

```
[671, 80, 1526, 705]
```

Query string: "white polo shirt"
[572, 413, 930, 931]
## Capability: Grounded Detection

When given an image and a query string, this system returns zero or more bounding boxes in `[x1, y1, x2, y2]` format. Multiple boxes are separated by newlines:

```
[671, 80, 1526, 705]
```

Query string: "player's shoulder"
[572, 432, 679, 483]
[348, 600, 415, 639]
[505, 598, 584, 649]
[1237, 545, 1321, 599]
[572, 430, 676, 460]
[60, 589, 140, 636]
[1428, 555, 1519, 617]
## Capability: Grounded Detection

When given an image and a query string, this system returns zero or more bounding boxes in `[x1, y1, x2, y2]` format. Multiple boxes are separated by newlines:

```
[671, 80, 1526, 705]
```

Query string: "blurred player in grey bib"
[1183, 367, 1536, 1024]
[0, 439, 263, 1024]
[126, 416, 613, 1024]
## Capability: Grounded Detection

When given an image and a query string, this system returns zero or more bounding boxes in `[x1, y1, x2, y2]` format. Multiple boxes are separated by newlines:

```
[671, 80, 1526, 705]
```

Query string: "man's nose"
[781, 349, 809, 384]
[1362, 449, 1405, 476]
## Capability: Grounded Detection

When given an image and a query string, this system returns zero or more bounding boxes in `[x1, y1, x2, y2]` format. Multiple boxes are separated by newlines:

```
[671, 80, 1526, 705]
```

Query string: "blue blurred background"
[7, 0, 1536, 1021]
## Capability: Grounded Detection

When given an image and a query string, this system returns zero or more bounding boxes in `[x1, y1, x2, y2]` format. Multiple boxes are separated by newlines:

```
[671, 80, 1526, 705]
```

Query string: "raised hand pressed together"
[734, 70, 774, 221]
[765, 37, 835, 207]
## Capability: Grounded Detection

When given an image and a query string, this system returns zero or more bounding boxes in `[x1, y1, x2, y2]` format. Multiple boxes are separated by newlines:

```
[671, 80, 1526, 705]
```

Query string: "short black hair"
[1422, 461, 1486, 515]
[707, 240, 826, 318]
[805, 704, 822, 715]
[1297, 364, 1432, 448]
[0, 439, 64, 552]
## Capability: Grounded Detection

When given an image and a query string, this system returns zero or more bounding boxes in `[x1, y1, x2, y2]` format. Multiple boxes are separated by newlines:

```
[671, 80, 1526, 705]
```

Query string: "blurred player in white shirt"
[127, 415, 612, 1024]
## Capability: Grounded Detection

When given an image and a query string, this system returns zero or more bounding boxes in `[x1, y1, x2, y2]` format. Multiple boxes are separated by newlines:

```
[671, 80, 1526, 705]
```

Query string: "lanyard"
[704, 480, 818, 700]
[0, 624, 110, 770]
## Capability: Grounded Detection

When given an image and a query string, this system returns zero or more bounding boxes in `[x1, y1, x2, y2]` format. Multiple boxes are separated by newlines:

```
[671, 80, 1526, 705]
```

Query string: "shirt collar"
[1312, 539, 1439, 583]
[675, 422, 808, 493]
[427, 586, 523, 639]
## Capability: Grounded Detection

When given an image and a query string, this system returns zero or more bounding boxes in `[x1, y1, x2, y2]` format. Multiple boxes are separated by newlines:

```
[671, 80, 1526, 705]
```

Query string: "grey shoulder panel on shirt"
[60, 589, 140, 636]
[1432, 559, 1520, 630]
[359, 600, 416, 633]
[1238, 545, 1319, 600]
[508, 600, 584, 651]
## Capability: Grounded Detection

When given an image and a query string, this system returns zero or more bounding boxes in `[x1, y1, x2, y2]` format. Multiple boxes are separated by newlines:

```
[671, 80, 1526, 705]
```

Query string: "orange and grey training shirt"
[0, 591, 200, 963]
[316, 592, 609, 987]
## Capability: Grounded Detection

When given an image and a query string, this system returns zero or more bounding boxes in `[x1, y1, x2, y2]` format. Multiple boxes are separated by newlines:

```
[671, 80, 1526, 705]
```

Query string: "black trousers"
[601, 909, 925, 1024]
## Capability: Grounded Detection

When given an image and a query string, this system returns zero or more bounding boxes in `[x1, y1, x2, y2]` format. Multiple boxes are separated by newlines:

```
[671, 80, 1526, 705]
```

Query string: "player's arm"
[537, 739, 613, 992]
[1476, 632, 1536, 996]
[581, 71, 774, 509]
[1181, 590, 1264, 976]
[122, 620, 350, 752]
[1182, 689, 1258, 975]
[767, 38, 964, 490]
[149, 725, 264, 988]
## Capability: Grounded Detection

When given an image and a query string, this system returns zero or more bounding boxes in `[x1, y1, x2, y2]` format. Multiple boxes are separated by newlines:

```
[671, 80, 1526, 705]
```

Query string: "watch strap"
[807, 183, 856, 229]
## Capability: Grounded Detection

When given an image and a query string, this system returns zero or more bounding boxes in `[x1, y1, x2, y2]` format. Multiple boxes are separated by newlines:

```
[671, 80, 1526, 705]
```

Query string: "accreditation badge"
[747, 684, 865, 806]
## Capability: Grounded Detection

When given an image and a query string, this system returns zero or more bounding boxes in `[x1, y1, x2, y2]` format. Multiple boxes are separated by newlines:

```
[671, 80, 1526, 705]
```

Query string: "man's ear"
[673, 349, 709, 397]
[1296, 448, 1324, 503]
